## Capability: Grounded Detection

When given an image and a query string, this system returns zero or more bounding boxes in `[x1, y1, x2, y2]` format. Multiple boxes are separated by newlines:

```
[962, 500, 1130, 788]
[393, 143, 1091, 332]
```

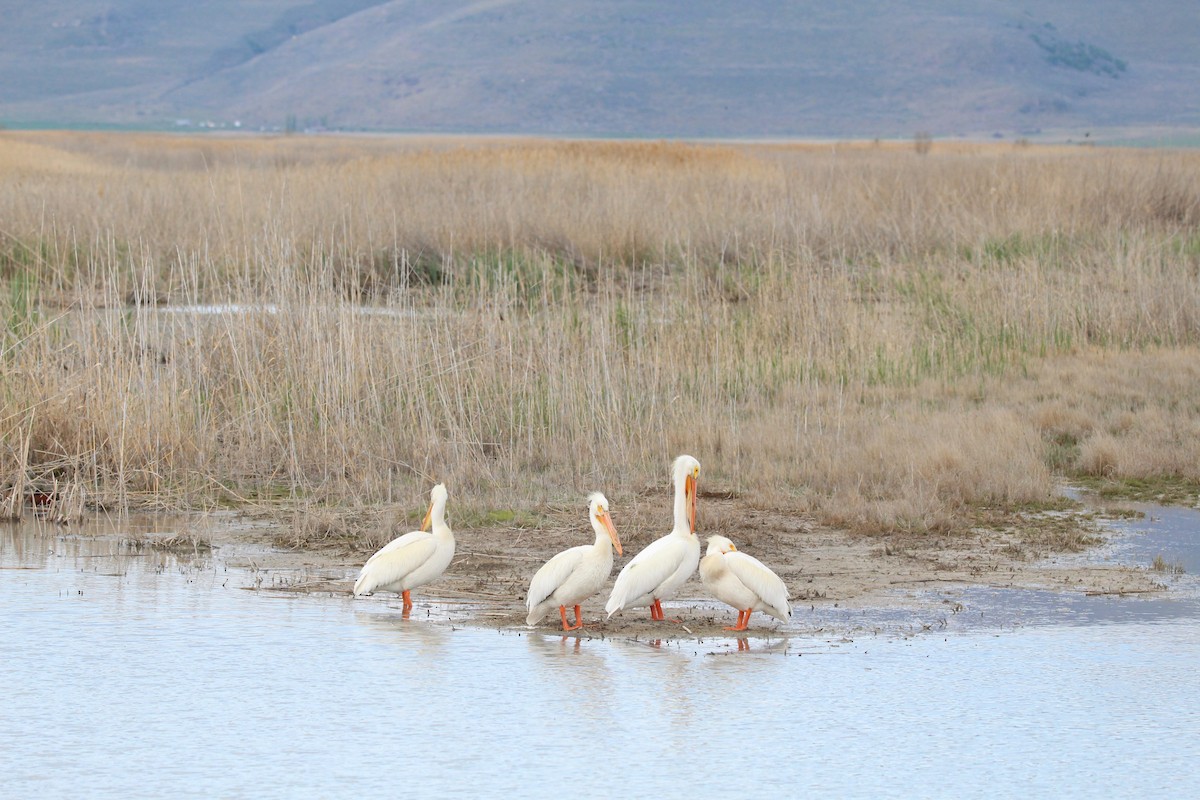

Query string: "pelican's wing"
[354, 531, 437, 595]
[526, 545, 588, 610]
[362, 529, 427, 567]
[724, 551, 790, 611]
[606, 536, 682, 613]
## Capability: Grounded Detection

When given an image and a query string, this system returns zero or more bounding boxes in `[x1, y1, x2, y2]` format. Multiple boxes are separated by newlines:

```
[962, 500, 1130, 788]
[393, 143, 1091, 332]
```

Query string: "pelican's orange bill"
[600, 509, 623, 556]
[685, 473, 697, 532]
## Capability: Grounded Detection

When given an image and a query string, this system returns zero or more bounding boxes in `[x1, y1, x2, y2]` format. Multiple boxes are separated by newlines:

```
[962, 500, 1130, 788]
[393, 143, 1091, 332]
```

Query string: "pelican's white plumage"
[526, 492, 623, 630]
[605, 455, 701, 621]
[353, 483, 454, 613]
[699, 535, 791, 630]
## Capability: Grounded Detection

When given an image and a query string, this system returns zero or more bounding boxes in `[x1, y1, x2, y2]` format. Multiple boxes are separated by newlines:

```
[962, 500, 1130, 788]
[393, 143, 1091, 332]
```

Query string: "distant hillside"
[2, 1, 1199, 139]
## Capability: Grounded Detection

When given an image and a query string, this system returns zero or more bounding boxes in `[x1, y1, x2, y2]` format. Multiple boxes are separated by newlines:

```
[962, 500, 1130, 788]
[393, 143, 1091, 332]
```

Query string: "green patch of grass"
[1074, 475, 1200, 505]
[1089, 506, 1145, 521]
[1019, 494, 1081, 514]
[250, 484, 305, 502]
[452, 248, 586, 311]
[947, 497, 1090, 548]
[1046, 433, 1081, 473]
[964, 231, 1069, 267]
[449, 506, 546, 530]
[4, 269, 39, 341]
[1171, 233, 1200, 259]
[1016, 515, 1103, 553]
[879, 268, 1034, 385]
[475, 508, 543, 528]
[1, 242, 37, 279]
[887, 498, 1105, 558]
[1000, 496, 1113, 554]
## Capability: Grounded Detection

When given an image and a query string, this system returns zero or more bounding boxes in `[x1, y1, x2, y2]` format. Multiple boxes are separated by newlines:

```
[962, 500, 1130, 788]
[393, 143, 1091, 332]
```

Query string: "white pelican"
[352, 483, 454, 615]
[525, 492, 623, 631]
[699, 535, 791, 631]
[605, 454, 701, 622]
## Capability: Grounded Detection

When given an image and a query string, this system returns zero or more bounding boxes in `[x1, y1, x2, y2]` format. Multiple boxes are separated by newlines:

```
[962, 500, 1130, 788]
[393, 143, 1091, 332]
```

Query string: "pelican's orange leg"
[401, 590, 414, 617]
[572, 605, 586, 628]
[559, 605, 583, 631]
[651, 598, 684, 623]
[724, 609, 751, 631]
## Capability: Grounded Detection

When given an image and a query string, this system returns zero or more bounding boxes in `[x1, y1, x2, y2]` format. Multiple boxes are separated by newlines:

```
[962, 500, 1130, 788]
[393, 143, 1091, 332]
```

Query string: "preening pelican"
[526, 492, 623, 631]
[699, 535, 791, 631]
[605, 455, 701, 621]
[353, 483, 454, 615]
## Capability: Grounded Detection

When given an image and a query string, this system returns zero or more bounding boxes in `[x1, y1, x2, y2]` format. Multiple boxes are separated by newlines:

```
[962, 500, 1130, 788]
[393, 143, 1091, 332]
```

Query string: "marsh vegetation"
[1, 132, 1198, 545]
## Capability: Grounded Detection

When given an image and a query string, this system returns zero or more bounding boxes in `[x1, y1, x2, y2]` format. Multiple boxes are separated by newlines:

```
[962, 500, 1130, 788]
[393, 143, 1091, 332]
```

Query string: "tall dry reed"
[2, 132, 1198, 533]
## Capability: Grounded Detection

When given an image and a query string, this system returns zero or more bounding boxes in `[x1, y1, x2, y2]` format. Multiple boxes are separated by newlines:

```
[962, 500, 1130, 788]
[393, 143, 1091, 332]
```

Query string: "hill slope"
[1, 1, 1198, 137]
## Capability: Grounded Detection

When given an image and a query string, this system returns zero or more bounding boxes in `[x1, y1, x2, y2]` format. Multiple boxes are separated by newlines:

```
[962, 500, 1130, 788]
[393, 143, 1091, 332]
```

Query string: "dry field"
[1, 131, 1198, 551]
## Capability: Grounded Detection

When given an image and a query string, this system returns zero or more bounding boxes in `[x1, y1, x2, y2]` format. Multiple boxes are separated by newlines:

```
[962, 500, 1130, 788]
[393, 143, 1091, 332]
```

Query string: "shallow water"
[2, 510, 1199, 798]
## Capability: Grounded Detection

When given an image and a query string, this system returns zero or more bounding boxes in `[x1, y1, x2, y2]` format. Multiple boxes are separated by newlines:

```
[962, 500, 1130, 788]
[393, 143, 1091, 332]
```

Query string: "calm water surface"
[2, 510, 1199, 799]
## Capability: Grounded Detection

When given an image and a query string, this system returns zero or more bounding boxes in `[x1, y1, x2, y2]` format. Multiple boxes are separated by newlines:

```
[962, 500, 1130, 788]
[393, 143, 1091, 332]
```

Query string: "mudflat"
[197, 491, 1163, 640]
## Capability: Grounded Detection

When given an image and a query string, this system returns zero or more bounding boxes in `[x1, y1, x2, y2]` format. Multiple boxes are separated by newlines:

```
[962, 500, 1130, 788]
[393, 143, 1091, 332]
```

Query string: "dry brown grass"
[2, 131, 1199, 537]
[1152, 555, 1186, 574]
[1016, 350, 1200, 484]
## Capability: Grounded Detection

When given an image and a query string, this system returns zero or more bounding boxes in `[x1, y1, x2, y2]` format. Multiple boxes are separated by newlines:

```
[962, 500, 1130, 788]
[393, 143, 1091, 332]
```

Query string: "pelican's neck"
[672, 474, 691, 536]
[430, 496, 451, 537]
[592, 522, 612, 552]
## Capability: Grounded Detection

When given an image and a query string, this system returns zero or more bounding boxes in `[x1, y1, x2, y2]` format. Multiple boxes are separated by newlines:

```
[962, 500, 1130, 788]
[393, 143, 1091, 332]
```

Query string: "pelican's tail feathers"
[526, 601, 553, 627]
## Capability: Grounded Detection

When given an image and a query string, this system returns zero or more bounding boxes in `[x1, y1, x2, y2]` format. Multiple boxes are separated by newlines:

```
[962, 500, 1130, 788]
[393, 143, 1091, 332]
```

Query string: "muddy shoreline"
[128, 491, 1171, 642]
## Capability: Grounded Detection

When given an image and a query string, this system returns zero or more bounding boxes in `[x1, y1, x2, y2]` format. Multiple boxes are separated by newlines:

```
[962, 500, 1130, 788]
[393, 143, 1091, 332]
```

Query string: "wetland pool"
[2, 509, 1199, 798]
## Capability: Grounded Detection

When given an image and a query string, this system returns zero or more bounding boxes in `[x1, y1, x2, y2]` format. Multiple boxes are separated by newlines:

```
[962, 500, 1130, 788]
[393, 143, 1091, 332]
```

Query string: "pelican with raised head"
[526, 492, 623, 631]
[699, 535, 791, 631]
[353, 483, 454, 615]
[605, 455, 701, 622]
